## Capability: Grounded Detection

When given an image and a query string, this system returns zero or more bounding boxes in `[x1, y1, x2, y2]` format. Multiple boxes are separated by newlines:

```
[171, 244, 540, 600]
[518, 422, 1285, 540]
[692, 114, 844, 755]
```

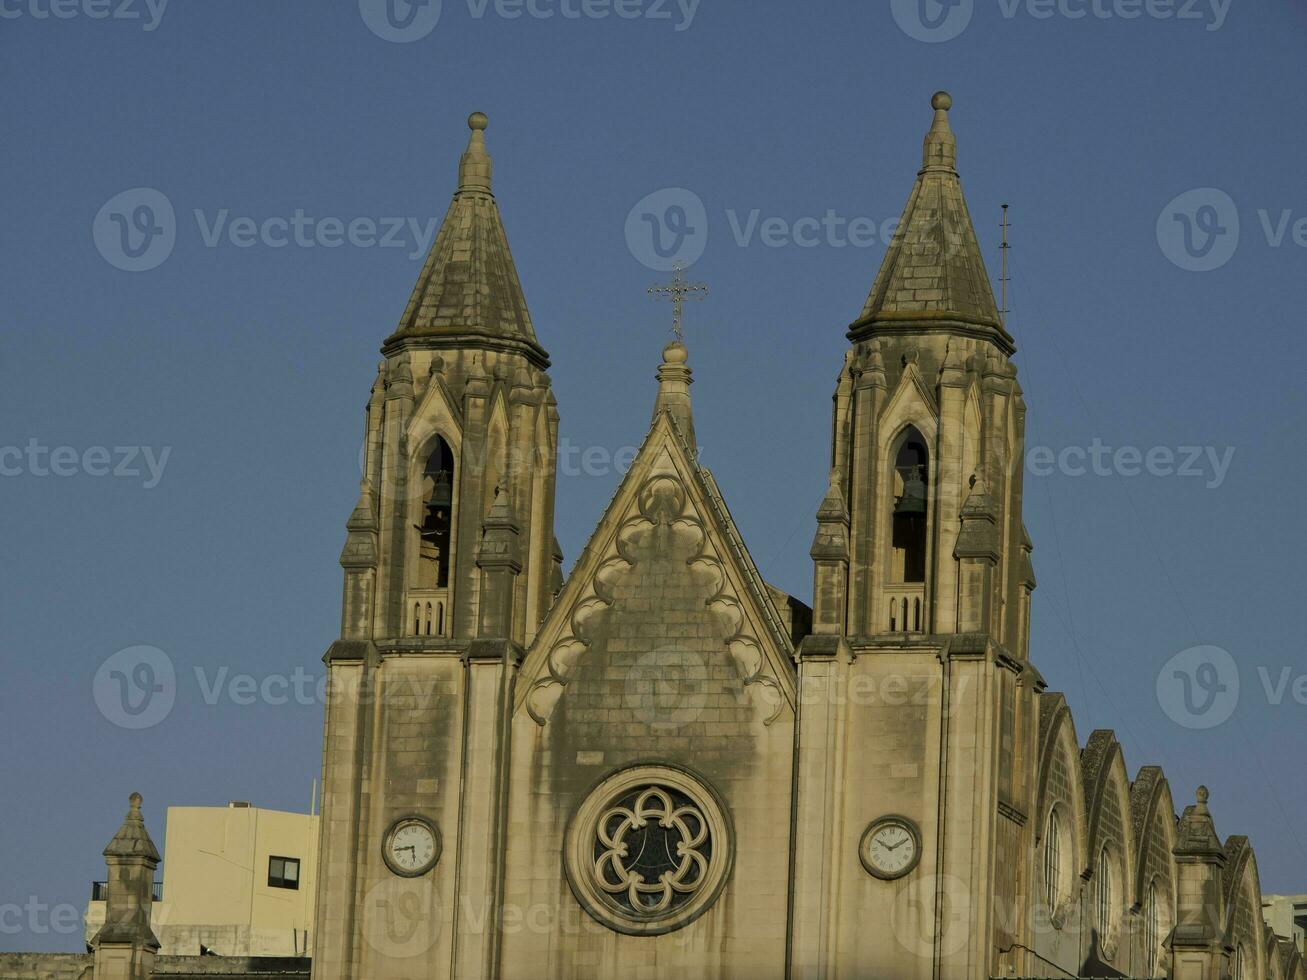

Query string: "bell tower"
[338, 111, 561, 650]
[313, 113, 561, 980]
[792, 93, 1041, 980]
[826, 91, 1034, 651]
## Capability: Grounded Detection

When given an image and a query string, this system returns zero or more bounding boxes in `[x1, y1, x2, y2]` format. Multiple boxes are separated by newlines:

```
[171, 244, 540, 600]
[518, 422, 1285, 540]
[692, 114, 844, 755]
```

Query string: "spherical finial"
[468, 112, 489, 132]
[1196, 785, 1209, 805]
[129, 792, 143, 811]
[663, 341, 689, 364]
[931, 91, 952, 112]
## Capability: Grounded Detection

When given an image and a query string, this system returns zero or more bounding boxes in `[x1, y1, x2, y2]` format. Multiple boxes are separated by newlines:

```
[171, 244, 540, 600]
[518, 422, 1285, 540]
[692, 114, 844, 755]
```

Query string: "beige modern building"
[84, 802, 317, 958]
[1265, 896, 1307, 954]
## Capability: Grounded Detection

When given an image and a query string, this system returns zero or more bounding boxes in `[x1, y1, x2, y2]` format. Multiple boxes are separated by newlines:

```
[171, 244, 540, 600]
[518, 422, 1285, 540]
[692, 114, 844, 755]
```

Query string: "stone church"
[16, 94, 1302, 980]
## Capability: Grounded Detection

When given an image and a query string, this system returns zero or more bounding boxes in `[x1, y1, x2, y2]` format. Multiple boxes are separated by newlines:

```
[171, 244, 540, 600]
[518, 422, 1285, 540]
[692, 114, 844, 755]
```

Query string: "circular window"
[564, 764, 733, 935]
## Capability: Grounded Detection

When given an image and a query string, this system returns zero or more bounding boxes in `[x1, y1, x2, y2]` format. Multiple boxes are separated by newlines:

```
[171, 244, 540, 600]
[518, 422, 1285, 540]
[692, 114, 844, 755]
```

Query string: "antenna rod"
[999, 204, 1011, 327]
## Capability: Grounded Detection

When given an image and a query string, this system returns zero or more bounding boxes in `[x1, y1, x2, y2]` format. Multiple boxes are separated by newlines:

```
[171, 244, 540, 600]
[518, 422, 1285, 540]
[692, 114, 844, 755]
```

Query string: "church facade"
[302, 97, 1304, 980]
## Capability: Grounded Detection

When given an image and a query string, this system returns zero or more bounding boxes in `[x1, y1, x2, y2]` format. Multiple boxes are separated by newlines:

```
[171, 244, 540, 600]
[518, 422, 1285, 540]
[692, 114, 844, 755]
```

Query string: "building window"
[416, 437, 455, 589]
[268, 856, 300, 890]
[563, 764, 733, 936]
[890, 428, 929, 583]
[1095, 845, 1115, 953]
[1043, 808, 1063, 921]
[1146, 880, 1161, 976]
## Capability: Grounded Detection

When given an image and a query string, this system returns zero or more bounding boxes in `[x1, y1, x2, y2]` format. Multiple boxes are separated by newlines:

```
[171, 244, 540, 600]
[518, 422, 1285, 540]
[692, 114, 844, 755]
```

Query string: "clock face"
[860, 817, 921, 879]
[383, 818, 440, 877]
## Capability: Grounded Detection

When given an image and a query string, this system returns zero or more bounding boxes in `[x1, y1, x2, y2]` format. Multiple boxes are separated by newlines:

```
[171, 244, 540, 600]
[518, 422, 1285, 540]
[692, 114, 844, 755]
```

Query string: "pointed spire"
[384, 113, 548, 366]
[477, 487, 523, 571]
[103, 792, 161, 863]
[1175, 785, 1225, 857]
[92, 793, 161, 956]
[811, 470, 850, 561]
[459, 111, 493, 192]
[652, 340, 696, 450]
[922, 90, 957, 172]
[850, 92, 1011, 353]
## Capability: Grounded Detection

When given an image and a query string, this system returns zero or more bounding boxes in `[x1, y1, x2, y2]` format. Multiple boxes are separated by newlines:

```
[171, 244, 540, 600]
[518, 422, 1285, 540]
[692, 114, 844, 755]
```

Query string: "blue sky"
[3, 0, 1306, 952]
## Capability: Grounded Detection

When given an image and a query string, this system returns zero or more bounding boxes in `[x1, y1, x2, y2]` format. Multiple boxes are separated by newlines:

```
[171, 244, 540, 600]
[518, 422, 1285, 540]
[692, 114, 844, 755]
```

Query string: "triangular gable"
[517, 411, 797, 727]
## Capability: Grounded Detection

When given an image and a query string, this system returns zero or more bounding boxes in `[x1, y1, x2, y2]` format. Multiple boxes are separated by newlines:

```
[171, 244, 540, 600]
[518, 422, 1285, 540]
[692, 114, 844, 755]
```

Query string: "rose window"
[565, 765, 732, 935]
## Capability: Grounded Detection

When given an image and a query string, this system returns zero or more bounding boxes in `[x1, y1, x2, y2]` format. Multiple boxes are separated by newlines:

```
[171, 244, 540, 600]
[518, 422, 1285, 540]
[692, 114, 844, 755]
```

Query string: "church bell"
[894, 465, 927, 517]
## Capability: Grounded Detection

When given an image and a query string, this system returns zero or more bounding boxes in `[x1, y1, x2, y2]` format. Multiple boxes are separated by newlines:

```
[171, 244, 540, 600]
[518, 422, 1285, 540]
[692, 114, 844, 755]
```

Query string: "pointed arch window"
[1043, 808, 1064, 921]
[891, 428, 929, 584]
[417, 437, 455, 590]
[1145, 879, 1161, 977]
[1095, 845, 1116, 953]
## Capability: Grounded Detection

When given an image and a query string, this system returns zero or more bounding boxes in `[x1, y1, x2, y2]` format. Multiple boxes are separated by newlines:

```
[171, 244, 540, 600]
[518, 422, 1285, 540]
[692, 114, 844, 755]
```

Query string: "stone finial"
[1175, 783, 1223, 857]
[923, 90, 957, 172]
[653, 340, 696, 450]
[103, 792, 161, 862]
[815, 470, 850, 526]
[459, 111, 493, 193]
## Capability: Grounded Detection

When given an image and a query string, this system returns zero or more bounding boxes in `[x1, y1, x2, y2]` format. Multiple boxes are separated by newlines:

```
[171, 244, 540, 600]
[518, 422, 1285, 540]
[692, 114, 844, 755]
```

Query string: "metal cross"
[647, 262, 708, 343]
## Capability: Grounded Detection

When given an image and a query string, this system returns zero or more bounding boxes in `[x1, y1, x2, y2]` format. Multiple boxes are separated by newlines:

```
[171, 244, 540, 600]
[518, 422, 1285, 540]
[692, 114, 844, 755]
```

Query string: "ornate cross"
[647, 262, 708, 343]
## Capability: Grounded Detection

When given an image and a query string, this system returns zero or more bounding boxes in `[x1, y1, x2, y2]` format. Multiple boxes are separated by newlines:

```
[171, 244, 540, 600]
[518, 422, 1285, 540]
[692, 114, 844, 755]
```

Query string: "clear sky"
[3, 0, 1306, 953]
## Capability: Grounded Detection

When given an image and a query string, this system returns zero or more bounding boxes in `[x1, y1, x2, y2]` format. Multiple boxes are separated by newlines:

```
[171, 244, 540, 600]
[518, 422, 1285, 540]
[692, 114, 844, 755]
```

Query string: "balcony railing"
[91, 881, 162, 902]
[886, 584, 926, 633]
[407, 589, 450, 638]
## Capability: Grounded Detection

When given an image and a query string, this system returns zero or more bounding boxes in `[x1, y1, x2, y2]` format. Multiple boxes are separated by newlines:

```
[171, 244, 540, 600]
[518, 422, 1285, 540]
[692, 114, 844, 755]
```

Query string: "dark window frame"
[268, 855, 301, 890]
